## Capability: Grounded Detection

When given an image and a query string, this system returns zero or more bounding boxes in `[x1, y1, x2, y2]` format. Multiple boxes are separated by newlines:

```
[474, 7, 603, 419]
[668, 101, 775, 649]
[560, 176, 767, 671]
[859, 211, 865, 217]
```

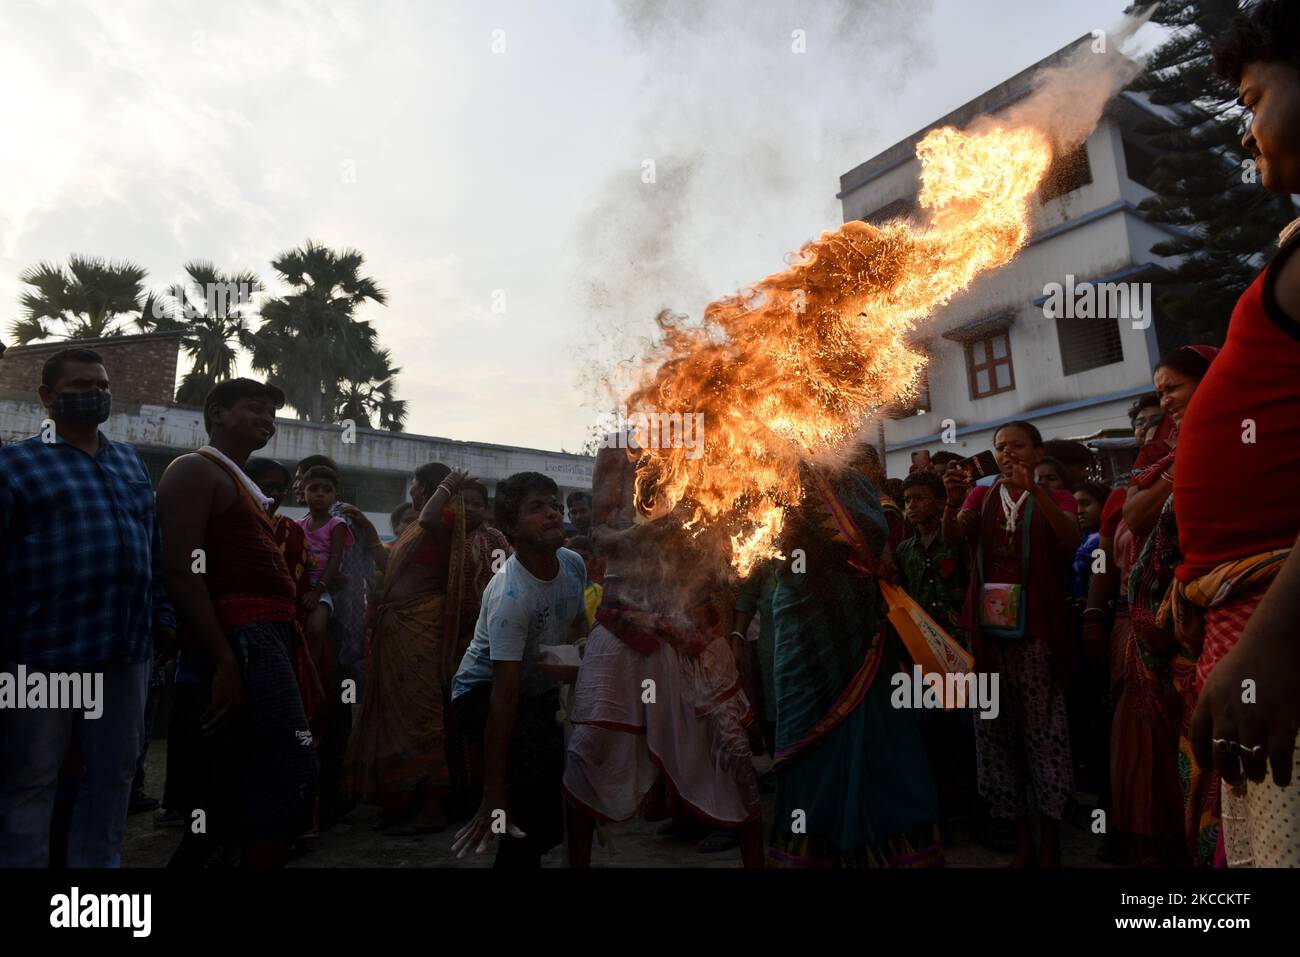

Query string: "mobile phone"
[959, 449, 999, 479]
[911, 450, 932, 469]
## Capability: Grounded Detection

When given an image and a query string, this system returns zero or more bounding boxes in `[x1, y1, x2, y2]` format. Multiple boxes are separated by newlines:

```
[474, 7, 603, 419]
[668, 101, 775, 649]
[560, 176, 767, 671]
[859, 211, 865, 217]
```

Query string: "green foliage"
[10, 242, 407, 434]
[139, 260, 263, 406]
[1125, 0, 1297, 344]
[10, 255, 148, 345]
[250, 240, 403, 430]
[334, 346, 408, 432]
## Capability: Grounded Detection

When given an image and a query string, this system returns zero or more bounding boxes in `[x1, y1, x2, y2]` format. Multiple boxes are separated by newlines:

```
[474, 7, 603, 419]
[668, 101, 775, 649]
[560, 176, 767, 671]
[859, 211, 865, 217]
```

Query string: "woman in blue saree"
[768, 461, 944, 867]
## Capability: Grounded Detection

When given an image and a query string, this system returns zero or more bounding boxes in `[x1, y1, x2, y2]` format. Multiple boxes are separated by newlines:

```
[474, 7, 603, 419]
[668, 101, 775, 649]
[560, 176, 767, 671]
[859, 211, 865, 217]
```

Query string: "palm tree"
[141, 261, 263, 405]
[334, 348, 408, 431]
[251, 240, 390, 423]
[10, 255, 148, 345]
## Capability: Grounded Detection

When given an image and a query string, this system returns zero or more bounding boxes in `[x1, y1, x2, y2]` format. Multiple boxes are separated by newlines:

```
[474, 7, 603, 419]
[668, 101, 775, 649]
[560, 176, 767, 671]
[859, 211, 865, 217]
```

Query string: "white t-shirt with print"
[452, 547, 586, 699]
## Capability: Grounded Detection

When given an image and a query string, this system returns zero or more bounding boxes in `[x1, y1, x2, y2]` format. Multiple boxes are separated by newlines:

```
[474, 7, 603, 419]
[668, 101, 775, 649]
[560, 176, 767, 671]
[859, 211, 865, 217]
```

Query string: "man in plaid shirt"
[0, 347, 175, 867]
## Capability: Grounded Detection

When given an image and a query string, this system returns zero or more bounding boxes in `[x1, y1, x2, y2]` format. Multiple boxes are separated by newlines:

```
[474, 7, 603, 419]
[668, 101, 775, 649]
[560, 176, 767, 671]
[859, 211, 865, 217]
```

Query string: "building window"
[965, 331, 1015, 400]
[1121, 130, 1160, 190]
[1039, 143, 1093, 203]
[861, 197, 915, 226]
[1056, 313, 1125, 376]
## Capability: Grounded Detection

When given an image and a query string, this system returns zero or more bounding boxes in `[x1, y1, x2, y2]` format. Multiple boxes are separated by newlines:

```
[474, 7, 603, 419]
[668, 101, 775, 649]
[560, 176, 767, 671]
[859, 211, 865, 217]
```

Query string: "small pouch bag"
[977, 494, 1033, 639]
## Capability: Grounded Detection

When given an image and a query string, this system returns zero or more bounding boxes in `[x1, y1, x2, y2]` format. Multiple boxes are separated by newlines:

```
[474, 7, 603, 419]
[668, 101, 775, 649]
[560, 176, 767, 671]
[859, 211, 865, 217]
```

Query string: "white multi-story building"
[839, 37, 1193, 478]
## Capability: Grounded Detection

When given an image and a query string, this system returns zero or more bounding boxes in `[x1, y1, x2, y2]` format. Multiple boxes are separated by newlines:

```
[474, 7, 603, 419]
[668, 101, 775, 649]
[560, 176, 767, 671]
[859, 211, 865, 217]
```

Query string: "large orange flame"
[622, 123, 1053, 574]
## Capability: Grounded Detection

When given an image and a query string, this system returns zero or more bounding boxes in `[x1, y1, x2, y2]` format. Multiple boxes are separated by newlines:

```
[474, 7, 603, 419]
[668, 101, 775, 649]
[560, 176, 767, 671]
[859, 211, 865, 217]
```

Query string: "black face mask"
[51, 389, 112, 425]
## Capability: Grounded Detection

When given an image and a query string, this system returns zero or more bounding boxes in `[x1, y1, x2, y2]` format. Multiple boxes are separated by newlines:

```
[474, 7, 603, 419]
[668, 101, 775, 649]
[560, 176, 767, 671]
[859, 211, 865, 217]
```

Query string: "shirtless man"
[156, 378, 316, 868]
[563, 435, 764, 866]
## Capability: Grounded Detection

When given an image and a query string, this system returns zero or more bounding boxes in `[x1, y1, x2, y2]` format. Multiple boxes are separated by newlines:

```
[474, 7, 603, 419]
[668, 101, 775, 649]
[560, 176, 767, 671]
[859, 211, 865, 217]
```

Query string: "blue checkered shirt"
[0, 432, 175, 668]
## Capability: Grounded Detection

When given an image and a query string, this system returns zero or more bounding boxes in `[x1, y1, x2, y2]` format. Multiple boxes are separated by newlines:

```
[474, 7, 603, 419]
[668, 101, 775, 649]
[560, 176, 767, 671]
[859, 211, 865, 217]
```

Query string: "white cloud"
[2, 0, 1130, 452]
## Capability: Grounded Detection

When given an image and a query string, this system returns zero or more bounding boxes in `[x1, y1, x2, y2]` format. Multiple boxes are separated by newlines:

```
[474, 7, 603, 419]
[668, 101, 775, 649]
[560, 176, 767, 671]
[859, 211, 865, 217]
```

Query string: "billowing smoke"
[1000, 12, 1151, 155]
[581, 4, 1157, 594]
[571, 0, 935, 424]
[839, 9, 1155, 456]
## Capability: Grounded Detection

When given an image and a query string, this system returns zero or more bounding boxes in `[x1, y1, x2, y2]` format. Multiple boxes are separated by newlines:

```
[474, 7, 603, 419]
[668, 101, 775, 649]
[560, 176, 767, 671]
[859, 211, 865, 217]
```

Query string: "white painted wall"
[277, 505, 400, 539]
[0, 398, 594, 492]
[840, 112, 1175, 479]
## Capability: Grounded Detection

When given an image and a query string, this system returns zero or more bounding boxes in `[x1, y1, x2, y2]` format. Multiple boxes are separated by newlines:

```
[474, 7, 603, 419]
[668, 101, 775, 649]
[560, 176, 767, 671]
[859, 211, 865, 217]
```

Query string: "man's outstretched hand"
[451, 793, 526, 859]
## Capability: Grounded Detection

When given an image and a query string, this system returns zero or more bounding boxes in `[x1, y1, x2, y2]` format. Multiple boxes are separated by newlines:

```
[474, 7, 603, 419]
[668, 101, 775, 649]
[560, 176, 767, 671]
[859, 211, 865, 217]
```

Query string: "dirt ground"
[121, 748, 1110, 868]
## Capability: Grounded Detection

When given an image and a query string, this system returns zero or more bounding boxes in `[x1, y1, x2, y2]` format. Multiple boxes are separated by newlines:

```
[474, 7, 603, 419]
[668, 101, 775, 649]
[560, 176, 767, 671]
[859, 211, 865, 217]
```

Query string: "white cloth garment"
[1279, 216, 1300, 248]
[563, 624, 760, 826]
[199, 445, 274, 511]
[1222, 733, 1300, 868]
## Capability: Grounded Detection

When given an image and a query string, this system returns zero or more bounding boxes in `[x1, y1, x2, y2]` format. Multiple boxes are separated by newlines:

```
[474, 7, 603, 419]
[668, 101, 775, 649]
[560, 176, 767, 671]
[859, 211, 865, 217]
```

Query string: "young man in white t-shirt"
[450, 472, 587, 867]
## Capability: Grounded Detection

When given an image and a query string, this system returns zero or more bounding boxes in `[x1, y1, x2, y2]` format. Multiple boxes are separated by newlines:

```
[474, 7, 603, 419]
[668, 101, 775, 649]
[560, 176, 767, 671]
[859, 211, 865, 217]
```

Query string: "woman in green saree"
[768, 461, 944, 867]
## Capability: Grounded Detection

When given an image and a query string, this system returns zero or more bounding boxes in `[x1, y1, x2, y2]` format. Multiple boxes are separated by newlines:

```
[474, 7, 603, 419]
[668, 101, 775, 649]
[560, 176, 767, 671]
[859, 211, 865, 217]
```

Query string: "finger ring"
[1233, 742, 1265, 760]
[1213, 737, 1236, 754]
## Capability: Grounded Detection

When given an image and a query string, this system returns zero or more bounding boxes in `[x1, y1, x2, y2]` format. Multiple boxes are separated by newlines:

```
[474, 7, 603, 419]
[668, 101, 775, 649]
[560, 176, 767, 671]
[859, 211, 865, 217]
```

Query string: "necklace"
[999, 483, 1029, 534]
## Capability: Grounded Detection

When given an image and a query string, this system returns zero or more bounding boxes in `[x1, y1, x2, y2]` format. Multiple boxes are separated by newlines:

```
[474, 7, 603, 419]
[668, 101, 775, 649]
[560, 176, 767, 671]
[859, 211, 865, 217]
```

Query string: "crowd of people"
[0, 2, 1298, 870]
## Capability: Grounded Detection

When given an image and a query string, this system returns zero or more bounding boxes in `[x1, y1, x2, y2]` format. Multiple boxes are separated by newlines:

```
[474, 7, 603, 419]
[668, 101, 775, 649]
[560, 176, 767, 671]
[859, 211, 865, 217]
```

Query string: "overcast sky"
[1, 0, 1137, 452]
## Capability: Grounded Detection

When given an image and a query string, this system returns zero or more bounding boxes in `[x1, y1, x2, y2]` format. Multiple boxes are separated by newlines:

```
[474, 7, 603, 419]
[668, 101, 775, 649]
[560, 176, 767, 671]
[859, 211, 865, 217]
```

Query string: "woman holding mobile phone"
[943, 420, 1080, 867]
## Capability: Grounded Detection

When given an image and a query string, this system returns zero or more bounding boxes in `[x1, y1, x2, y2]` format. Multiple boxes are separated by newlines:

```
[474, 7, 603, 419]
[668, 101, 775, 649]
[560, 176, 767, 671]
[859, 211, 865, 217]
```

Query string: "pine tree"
[1126, 0, 1297, 346]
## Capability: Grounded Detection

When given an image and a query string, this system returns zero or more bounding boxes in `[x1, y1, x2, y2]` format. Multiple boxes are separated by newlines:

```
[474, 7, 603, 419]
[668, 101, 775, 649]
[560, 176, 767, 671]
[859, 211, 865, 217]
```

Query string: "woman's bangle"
[1161, 470, 1174, 483]
[1082, 607, 1107, 619]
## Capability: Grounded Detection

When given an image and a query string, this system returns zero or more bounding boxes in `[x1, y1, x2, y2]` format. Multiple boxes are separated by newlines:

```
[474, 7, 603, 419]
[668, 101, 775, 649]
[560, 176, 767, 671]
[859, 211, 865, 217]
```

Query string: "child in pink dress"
[296, 466, 355, 669]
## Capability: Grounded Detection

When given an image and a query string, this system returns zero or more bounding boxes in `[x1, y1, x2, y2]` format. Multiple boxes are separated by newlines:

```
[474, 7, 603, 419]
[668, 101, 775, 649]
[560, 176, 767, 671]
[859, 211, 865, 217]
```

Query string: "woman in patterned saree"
[1121, 345, 1220, 865]
[343, 463, 468, 834]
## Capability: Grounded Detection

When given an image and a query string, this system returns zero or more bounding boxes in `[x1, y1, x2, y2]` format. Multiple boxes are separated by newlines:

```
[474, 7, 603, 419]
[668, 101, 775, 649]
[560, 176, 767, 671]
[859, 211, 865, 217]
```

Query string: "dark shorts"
[452, 684, 564, 865]
[171, 620, 317, 844]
